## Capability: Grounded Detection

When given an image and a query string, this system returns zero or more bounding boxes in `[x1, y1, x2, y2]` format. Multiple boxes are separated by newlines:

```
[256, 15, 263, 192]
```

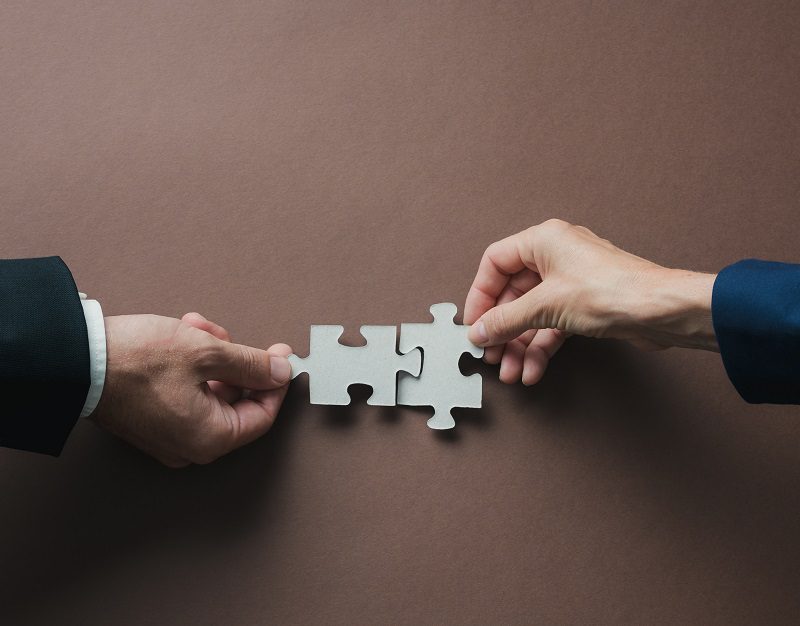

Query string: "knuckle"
[484, 240, 502, 257]
[481, 240, 504, 266]
[539, 218, 571, 234]
[182, 311, 203, 324]
[191, 335, 223, 371]
[238, 346, 260, 382]
[507, 281, 527, 299]
[525, 220, 574, 258]
[485, 306, 508, 337]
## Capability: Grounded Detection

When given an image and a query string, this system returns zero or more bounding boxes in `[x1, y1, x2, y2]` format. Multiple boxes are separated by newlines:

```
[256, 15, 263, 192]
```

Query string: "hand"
[464, 219, 717, 385]
[90, 312, 292, 467]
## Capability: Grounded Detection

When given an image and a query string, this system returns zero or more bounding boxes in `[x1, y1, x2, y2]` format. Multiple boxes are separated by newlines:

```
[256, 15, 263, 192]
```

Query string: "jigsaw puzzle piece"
[397, 303, 484, 430]
[288, 324, 421, 407]
[288, 325, 351, 404]
[359, 325, 421, 405]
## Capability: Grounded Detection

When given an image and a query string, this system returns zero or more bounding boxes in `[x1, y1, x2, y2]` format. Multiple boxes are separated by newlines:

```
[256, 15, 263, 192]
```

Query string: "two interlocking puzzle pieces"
[288, 303, 483, 429]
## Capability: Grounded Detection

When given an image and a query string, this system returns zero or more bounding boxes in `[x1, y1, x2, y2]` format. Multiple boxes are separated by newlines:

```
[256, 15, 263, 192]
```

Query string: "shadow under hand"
[495, 336, 800, 607]
[2, 387, 305, 623]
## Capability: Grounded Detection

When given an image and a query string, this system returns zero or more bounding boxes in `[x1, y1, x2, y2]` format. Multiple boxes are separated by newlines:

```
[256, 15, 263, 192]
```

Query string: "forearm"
[618, 259, 800, 404]
[623, 268, 718, 352]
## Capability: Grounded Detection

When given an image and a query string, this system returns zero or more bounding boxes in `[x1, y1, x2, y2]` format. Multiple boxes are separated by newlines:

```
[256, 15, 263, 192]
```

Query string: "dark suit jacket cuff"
[0, 256, 90, 455]
[712, 259, 800, 404]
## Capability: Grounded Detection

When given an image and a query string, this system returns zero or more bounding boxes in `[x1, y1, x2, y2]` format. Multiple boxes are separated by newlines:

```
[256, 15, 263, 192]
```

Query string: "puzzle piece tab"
[288, 325, 421, 406]
[397, 303, 484, 429]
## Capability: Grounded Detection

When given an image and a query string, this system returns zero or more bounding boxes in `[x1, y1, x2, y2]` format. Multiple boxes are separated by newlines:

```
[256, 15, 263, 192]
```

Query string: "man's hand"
[90, 312, 292, 467]
[465, 219, 717, 386]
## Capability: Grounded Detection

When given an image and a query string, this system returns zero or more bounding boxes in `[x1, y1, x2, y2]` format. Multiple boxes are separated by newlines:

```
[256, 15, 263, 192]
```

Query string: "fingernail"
[470, 320, 488, 346]
[270, 356, 291, 384]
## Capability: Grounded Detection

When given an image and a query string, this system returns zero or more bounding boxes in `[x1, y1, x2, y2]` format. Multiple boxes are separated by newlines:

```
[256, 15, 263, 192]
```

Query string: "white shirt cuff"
[78, 293, 107, 418]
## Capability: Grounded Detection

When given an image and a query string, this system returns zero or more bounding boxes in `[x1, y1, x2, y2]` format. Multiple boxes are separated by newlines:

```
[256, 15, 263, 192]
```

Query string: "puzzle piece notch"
[397, 302, 484, 430]
[288, 325, 421, 406]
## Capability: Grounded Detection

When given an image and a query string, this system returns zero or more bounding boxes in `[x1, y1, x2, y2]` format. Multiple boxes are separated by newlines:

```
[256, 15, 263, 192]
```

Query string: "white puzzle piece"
[288, 325, 422, 406]
[397, 303, 484, 430]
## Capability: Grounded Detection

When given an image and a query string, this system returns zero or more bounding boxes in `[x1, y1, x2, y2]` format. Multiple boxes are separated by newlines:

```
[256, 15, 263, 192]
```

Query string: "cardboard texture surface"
[288, 325, 422, 406]
[397, 302, 484, 429]
[1, 1, 800, 624]
[289, 303, 482, 429]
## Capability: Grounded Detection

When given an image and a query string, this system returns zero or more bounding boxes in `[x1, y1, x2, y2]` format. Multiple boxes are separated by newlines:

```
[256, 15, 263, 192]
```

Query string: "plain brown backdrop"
[2, 1, 800, 624]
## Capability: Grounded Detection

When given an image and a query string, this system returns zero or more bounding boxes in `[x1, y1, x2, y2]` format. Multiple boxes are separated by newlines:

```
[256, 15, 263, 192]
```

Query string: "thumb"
[197, 340, 292, 390]
[468, 288, 551, 347]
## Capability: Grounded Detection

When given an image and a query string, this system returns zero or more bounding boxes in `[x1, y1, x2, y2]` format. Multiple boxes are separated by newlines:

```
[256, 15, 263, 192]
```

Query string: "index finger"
[464, 230, 538, 324]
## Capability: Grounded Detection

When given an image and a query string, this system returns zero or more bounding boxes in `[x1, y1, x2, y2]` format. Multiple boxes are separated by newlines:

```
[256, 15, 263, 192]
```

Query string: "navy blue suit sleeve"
[712, 259, 800, 404]
[0, 257, 90, 455]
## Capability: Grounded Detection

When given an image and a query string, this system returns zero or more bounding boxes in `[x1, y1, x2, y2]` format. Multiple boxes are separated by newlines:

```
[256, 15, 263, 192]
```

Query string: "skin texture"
[465, 219, 718, 386]
[90, 312, 292, 467]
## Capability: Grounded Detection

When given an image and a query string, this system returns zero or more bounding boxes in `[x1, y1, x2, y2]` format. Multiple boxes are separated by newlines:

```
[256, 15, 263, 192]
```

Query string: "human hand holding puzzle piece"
[288, 303, 484, 429]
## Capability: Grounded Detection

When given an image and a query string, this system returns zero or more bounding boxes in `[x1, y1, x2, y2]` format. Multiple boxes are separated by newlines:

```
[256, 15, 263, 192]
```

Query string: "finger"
[497, 327, 537, 383]
[182, 313, 241, 402]
[227, 384, 289, 448]
[212, 390, 285, 454]
[482, 272, 541, 363]
[464, 231, 540, 325]
[207, 380, 242, 405]
[191, 344, 294, 462]
[469, 285, 552, 347]
[483, 290, 515, 364]
[500, 269, 542, 300]
[516, 328, 538, 347]
[483, 345, 505, 365]
[213, 347, 293, 452]
[182, 312, 232, 342]
[521, 329, 567, 386]
[266, 342, 293, 358]
[196, 339, 292, 390]
[492, 328, 537, 367]
[482, 284, 516, 364]
[498, 337, 526, 384]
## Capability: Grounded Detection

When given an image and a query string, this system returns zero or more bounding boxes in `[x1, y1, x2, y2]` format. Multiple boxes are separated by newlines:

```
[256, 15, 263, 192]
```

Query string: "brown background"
[1, 1, 800, 624]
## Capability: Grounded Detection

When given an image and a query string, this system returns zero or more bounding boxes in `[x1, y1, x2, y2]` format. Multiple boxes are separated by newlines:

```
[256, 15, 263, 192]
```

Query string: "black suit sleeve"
[0, 256, 89, 455]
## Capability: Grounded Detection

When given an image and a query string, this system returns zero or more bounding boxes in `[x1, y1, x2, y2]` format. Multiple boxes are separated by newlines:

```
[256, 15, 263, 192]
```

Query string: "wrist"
[626, 268, 718, 351]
